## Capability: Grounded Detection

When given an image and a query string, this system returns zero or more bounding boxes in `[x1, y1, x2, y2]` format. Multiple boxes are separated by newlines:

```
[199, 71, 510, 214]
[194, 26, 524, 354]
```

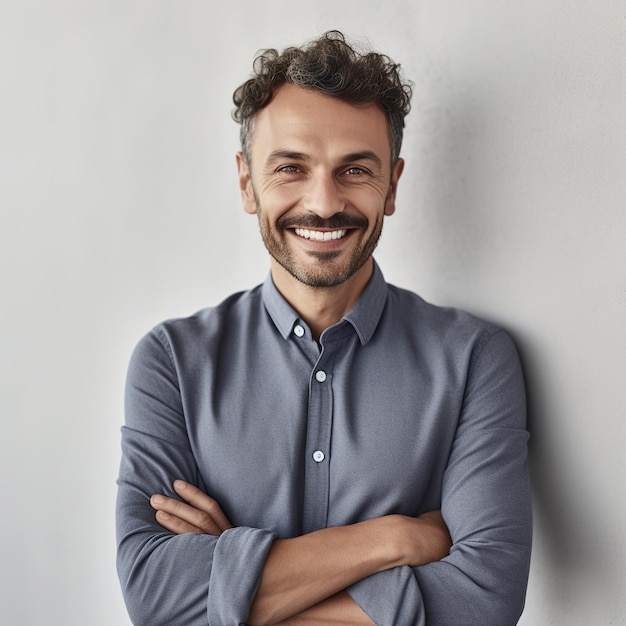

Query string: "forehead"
[249, 83, 391, 163]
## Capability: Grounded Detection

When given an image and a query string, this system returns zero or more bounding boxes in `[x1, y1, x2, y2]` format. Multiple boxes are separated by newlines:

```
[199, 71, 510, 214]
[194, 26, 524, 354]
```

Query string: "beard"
[256, 205, 384, 288]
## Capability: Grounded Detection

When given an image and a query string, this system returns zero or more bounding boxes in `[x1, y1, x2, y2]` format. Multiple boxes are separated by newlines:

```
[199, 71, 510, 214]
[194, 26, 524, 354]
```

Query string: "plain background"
[1, 1, 624, 624]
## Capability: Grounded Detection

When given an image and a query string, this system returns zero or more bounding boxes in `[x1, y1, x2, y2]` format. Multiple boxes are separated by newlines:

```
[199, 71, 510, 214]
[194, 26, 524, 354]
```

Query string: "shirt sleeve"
[347, 329, 533, 626]
[116, 329, 276, 626]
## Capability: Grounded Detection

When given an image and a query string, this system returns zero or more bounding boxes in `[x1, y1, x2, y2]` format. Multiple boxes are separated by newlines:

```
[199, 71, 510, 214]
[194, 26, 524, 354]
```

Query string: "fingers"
[172, 480, 233, 532]
[150, 480, 233, 536]
[152, 506, 206, 535]
[150, 493, 224, 535]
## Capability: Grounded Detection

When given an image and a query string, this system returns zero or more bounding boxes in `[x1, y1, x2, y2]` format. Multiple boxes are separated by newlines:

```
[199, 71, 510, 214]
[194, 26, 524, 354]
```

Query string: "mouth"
[294, 228, 349, 242]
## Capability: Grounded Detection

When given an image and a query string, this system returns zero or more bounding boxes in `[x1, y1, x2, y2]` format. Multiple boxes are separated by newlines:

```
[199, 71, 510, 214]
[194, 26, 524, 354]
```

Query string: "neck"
[270, 258, 374, 341]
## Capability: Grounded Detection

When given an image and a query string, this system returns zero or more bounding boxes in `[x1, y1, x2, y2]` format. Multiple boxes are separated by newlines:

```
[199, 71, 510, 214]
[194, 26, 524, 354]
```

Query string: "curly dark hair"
[232, 30, 413, 163]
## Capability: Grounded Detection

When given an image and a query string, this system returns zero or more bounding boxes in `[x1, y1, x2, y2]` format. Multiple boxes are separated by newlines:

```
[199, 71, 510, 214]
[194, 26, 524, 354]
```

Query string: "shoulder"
[130, 284, 264, 367]
[385, 283, 498, 339]
[381, 282, 521, 369]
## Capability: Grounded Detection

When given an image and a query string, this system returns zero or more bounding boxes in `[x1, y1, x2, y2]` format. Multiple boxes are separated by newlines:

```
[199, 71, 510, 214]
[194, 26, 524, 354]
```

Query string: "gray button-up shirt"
[116, 262, 532, 625]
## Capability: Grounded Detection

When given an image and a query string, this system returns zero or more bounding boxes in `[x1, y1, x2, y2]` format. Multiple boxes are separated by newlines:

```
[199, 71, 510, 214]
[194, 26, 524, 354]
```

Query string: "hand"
[150, 480, 233, 536]
[392, 509, 452, 567]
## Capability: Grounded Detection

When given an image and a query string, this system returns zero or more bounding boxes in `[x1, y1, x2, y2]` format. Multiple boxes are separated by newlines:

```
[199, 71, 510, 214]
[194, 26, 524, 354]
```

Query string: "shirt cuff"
[207, 526, 277, 625]
[347, 566, 425, 626]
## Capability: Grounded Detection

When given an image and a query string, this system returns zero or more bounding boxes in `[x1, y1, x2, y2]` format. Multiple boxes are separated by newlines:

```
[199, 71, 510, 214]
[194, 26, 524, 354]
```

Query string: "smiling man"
[237, 81, 404, 337]
[116, 31, 532, 626]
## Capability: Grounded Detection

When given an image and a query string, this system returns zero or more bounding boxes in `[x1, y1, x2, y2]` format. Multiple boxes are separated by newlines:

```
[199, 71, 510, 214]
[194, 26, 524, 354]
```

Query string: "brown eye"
[345, 167, 368, 176]
[277, 165, 300, 173]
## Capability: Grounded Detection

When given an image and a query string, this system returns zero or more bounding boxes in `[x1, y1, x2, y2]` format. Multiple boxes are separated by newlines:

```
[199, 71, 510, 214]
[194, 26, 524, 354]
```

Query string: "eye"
[276, 164, 301, 174]
[344, 166, 369, 176]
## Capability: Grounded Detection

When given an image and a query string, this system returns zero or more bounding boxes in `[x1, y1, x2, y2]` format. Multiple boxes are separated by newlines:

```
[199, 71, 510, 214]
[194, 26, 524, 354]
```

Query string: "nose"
[302, 172, 345, 218]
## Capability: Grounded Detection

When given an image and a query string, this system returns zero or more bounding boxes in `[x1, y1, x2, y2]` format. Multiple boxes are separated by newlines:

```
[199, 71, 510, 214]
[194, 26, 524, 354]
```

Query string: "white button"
[293, 325, 305, 338]
[315, 370, 327, 383]
[313, 450, 325, 463]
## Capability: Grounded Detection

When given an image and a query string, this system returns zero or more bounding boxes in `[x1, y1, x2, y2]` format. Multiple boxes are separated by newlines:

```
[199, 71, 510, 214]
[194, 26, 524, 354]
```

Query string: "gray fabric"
[116, 261, 532, 625]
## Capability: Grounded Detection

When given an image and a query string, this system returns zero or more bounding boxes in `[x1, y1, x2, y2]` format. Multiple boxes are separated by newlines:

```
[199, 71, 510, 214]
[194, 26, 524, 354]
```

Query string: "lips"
[279, 213, 368, 245]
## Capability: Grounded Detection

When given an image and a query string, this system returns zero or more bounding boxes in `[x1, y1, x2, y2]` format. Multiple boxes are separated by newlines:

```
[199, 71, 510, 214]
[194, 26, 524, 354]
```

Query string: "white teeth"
[294, 228, 348, 241]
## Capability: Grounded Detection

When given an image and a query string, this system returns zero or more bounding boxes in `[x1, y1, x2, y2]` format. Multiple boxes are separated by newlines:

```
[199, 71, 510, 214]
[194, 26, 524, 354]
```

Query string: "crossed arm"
[151, 480, 452, 625]
[120, 326, 531, 624]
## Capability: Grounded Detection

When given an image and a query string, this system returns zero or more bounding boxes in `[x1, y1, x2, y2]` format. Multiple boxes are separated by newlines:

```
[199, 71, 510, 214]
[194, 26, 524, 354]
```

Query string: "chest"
[183, 334, 464, 534]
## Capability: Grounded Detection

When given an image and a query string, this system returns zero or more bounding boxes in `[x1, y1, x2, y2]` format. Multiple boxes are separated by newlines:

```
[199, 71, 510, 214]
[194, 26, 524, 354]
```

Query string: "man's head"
[232, 30, 412, 165]
[233, 32, 411, 298]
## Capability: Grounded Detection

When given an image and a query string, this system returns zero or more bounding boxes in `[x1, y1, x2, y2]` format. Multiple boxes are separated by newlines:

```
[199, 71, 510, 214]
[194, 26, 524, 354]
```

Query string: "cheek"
[349, 189, 387, 217]
[262, 187, 301, 214]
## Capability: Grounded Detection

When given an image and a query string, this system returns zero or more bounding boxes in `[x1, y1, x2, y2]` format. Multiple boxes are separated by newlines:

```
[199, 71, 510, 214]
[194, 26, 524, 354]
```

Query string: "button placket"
[302, 347, 338, 533]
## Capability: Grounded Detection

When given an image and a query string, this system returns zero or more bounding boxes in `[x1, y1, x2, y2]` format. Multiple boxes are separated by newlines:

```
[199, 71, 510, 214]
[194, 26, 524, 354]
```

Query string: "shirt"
[116, 262, 532, 626]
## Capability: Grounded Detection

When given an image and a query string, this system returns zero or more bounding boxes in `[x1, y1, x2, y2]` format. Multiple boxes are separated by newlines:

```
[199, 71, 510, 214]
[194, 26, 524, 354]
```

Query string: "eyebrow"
[265, 150, 384, 168]
[341, 151, 384, 168]
[265, 150, 309, 166]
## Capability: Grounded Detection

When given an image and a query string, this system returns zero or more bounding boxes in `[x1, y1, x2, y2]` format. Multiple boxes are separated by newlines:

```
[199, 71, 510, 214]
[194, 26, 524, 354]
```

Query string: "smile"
[294, 228, 348, 241]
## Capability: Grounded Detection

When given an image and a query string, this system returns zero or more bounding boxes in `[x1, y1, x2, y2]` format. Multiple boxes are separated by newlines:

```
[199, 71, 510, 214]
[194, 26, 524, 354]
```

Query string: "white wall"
[1, 1, 624, 624]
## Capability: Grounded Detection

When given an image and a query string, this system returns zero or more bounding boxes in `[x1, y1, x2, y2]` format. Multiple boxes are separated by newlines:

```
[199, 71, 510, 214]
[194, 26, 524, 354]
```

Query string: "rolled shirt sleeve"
[347, 330, 532, 625]
[116, 330, 277, 626]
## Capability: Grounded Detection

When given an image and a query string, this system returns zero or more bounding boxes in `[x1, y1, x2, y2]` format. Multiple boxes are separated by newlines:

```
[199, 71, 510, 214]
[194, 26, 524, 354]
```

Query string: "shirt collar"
[262, 260, 388, 345]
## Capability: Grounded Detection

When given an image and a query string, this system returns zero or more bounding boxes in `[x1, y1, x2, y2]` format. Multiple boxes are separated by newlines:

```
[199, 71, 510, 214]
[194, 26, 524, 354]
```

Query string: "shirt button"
[293, 325, 305, 338]
[313, 450, 325, 463]
[315, 370, 327, 383]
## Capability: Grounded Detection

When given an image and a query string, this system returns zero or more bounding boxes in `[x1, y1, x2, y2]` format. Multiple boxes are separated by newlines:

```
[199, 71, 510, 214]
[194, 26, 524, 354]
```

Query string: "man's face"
[237, 83, 403, 290]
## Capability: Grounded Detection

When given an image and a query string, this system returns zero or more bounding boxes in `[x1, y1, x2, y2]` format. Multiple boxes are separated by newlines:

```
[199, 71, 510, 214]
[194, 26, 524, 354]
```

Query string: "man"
[116, 31, 532, 625]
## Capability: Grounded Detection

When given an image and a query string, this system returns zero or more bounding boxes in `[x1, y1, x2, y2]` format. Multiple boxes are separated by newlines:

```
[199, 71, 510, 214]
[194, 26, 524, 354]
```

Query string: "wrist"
[355, 515, 408, 570]
[385, 515, 413, 567]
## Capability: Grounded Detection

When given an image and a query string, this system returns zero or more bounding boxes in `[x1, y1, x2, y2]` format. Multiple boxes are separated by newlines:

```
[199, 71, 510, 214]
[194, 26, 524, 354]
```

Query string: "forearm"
[248, 512, 450, 625]
[149, 484, 449, 625]
[273, 592, 374, 625]
[247, 518, 394, 624]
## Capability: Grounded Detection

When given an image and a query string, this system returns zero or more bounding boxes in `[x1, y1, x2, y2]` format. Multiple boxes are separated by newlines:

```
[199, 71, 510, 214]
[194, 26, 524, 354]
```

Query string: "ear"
[236, 152, 257, 215]
[384, 157, 404, 216]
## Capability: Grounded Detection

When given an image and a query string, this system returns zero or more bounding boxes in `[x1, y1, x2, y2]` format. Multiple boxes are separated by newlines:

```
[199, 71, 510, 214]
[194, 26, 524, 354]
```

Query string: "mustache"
[276, 213, 369, 230]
